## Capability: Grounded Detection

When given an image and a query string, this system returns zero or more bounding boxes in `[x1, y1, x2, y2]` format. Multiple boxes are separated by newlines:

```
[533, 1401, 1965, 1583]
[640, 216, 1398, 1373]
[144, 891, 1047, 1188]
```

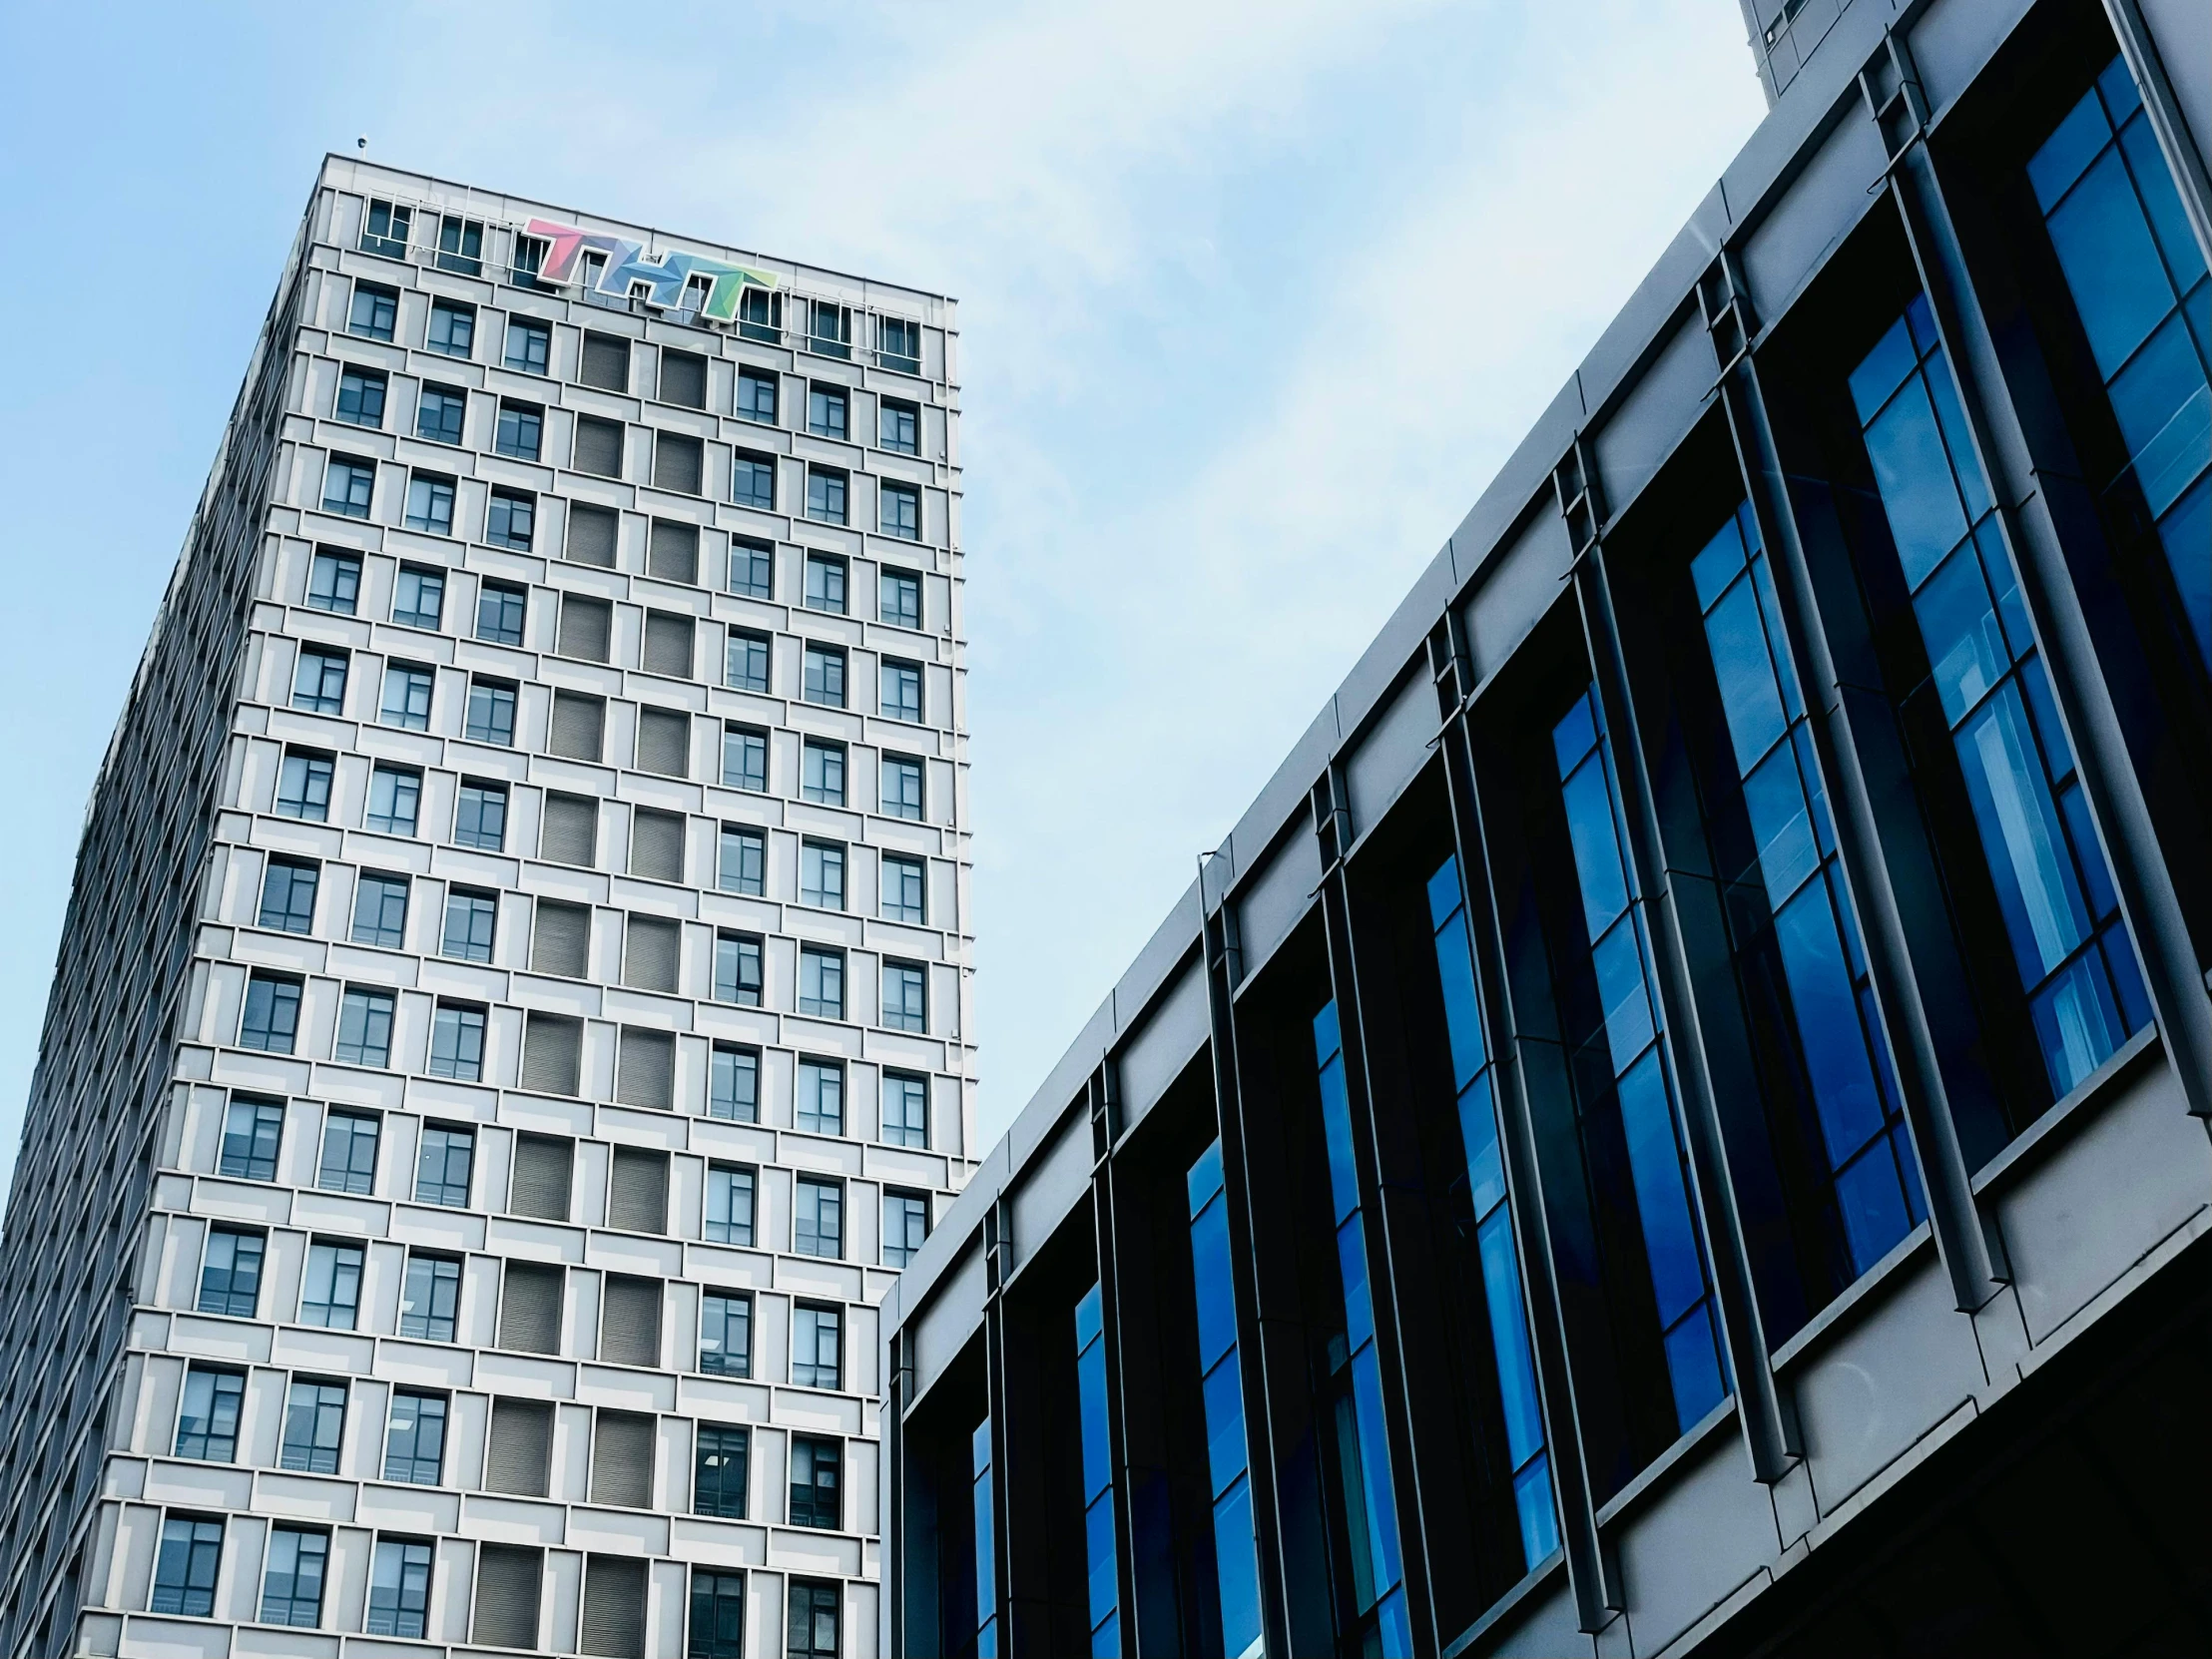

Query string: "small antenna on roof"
[356, 135, 368, 152]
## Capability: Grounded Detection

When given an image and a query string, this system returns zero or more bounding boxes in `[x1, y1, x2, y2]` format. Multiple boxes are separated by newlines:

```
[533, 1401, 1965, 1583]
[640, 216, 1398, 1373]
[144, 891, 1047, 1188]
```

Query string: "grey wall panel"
[909, 1243, 986, 1402]
[1589, 311, 1715, 522]
[1477, 1571, 1589, 1659]
[1911, 0, 2038, 115]
[1740, 108, 1888, 327]
[1994, 1059, 2202, 1345]
[2141, 0, 2212, 167]
[1344, 666, 1433, 840]
[1609, 1426, 1781, 1656]
[1008, 1108, 1093, 1284]
[1785, 1251, 1985, 1514]
[1117, 958, 1211, 1132]
[1464, 509, 1571, 683]
[1236, 824, 1322, 986]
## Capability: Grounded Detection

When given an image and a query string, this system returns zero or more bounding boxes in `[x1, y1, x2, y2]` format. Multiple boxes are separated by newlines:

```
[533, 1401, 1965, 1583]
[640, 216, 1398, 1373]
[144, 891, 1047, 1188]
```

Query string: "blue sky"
[0, 1, 1764, 1182]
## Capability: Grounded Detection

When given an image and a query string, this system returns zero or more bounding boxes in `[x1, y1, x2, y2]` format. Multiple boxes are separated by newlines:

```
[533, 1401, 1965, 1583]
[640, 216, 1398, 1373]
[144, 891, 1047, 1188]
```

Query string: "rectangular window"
[574, 414, 625, 478]
[882, 1189, 928, 1268]
[881, 658, 922, 723]
[511, 232, 550, 285]
[400, 1253, 462, 1341]
[258, 855, 318, 934]
[366, 1537, 434, 1639]
[317, 1109, 379, 1195]
[723, 725, 770, 793]
[879, 398, 919, 454]
[541, 794, 598, 866]
[805, 551, 848, 614]
[656, 430, 706, 495]
[801, 738, 846, 807]
[700, 1291, 752, 1377]
[549, 689, 607, 761]
[307, 548, 361, 613]
[706, 1164, 758, 1247]
[334, 986, 395, 1068]
[739, 366, 778, 424]
[1074, 1284, 1119, 1649]
[799, 945, 844, 1019]
[435, 214, 484, 276]
[322, 456, 375, 518]
[261, 1525, 329, 1628]
[661, 347, 708, 408]
[709, 1044, 760, 1123]
[649, 518, 700, 584]
[788, 1436, 841, 1528]
[405, 472, 456, 535]
[733, 452, 777, 510]
[739, 286, 783, 343]
[383, 1390, 448, 1484]
[794, 1176, 842, 1259]
[276, 749, 334, 822]
[292, 645, 347, 715]
[428, 1002, 487, 1081]
[240, 972, 302, 1053]
[220, 1096, 283, 1180]
[878, 315, 921, 375]
[393, 565, 446, 630]
[694, 1430, 751, 1523]
[494, 400, 543, 460]
[504, 315, 551, 374]
[638, 706, 692, 776]
[177, 1368, 247, 1462]
[525, 898, 585, 977]
[792, 1303, 841, 1389]
[808, 300, 852, 359]
[200, 1227, 265, 1316]
[487, 488, 536, 551]
[152, 1517, 224, 1617]
[365, 763, 419, 834]
[428, 297, 474, 355]
[879, 567, 921, 629]
[789, 1579, 841, 1659]
[730, 536, 775, 598]
[803, 645, 846, 708]
[632, 806, 685, 878]
[882, 959, 927, 1033]
[416, 384, 466, 446]
[349, 280, 397, 340]
[380, 661, 434, 730]
[727, 630, 772, 694]
[808, 383, 849, 440]
[301, 1240, 365, 1328]
[881, 1070, 927, 1149]
[442, 886, 498, 962]
[476, 580, 527, 645]
[279, 1379, 346, 1473]
[1188, 1142, 1265, 1658]
[581, 331, 630, 392]
[415, 1124, 474, 1207]
[713, 932, 764, 1006]
[880, 481, 920, 541]
[801, 839, 845, 909]
[881, 854, 926, 923]
[454, 781, 508, 850]
[806, 466, 848, 525]
[335, 365, 386, 427]
[719, 825, 767, 894]
[797, 1058, 844, 1136]
[362, 199, 410, 257]
[881, 754, 924, 820]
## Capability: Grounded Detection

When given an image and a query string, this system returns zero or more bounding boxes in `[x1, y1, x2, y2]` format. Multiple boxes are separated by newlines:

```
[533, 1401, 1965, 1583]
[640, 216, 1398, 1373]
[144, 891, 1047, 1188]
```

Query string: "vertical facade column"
[1867, 34, 2212, 1121]
[1555, 441, 1798, 1483]
[1197, 860, 1294, 1659]
[1311, 768, 1435, 1656]
[1427, 617, 1617, 1633]
[979, 1198, 1013, 1655]
[884, 1331, 910, 1659]
[1696, 251, 2007, 1311]
[2097, 0, 2212, 263]
[1085, 1066, 1142, 1659]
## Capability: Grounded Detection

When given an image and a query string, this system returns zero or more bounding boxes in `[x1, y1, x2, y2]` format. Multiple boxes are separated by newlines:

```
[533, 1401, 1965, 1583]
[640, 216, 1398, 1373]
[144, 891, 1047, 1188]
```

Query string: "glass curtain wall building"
[881, 2, 2212, 1655]
[0, 158, 975, 1659]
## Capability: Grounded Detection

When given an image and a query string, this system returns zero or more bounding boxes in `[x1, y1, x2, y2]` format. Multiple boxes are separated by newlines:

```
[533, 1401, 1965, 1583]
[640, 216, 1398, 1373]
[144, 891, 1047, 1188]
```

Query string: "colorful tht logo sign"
[524, 219, 778, 323]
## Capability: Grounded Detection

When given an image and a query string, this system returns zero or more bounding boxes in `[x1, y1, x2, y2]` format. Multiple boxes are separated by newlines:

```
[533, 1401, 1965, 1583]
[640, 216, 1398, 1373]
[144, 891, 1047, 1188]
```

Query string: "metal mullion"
[1199, 874, 1294, 1659]
[1312, 771, 1437, 1657]
[1087, 1067, 1142, 1659]
[1567, 531, 1797, 1486]
[2097, 0, 2212, 270]
[1700, 246, 2007, 1313]
[1428, 621, 1616, 1632]
[980, 1198, 1013, 1657]
[1870, 31, 2212, 1122]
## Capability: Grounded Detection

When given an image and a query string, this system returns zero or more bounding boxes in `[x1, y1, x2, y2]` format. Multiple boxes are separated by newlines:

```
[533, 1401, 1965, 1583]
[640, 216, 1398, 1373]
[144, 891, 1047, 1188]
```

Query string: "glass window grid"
[879, 398, 919, 453]
[300, 1240, 365, 1328]
[335, 986, 395, 1067]
[383, 1390, 448, 1484]
[400, 1253, 462, 1341]
[240, 973, 301, 1053]
[504, 316, 551, 374]
[882, 1070, 928, 1149]
[455, 782, 508, 850]
[880, 568, 922, 629]
[366, 1537, 434, 1639]
[176, 1368, 245, 1462]
[442, 887, 498, 962]
[880, 481, 920, 541]
[727, 631, 772, 695]
[261, 1525, 329, 1627]
[701, 1291, 753, 1377]
[380, 661, 433, 730]
[258, 856, 317, 934]
[279, 1380, 346, 1473]
[1074, 1285, 1119, 1648]
[352, 871, 408, 948]
[714, 932, 764, 1006]
[476, 581, 527, 645]
[806, 466, 847, 525]
[349, 282, 397, 340]
[739, 366, 778, 424]
[723, 726, 770, 794]
[882, 960, 926, 1033]
[799, 945, 844, 1020]
[200, 1225, 266, 1317]
[1849, 296, 2149, 1103]
[405, 472, 456, 536]
[795, 1176, 842, 1259]
[808, 383, 848, 440]
[882, 1190, 928, 1268]
[277, 750, 335, 821]
[789, 1436, 841, 1529]
[801, 839, 845, 909]
[220, 1097, 283, 1181]
[428, 297, 474, 356]
[805, 552, 848, 614]
[292, 646, 347, 715]
[487, 489, 536, 551]
[706, 1164, 758, 1246]
[494, 400, 543, 460]
[804, 644, 847, 708]
[416, 1125, 474, 1206]
[881, 855, 926, 923]
[393, 565, 445, 630]
[802, 738, 846, 805]
[322, 456, 375, 517]
[881, 659, 922, 723]
[365, 764, 420, 834]
[710, 1044, 761, 1122]
[152, 1517, 224, 1617]
[428, 1001, 487, 1080]
[307, 549, 361, 613]
[415, 385, 465, 446]
[798, 1059, 844, 1136]
[882, 754, 924, 820]
[695, 1427, 752, 1521]
[335, 367, 385, 428]
[792, 1303, 841, 1390]
[317, 1110, 379, 1195]
[720, 824, 768, 894]
[789, 1578, 841, 1659]
[730, 538, 775, 598]
[734, 453, 777, 510]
